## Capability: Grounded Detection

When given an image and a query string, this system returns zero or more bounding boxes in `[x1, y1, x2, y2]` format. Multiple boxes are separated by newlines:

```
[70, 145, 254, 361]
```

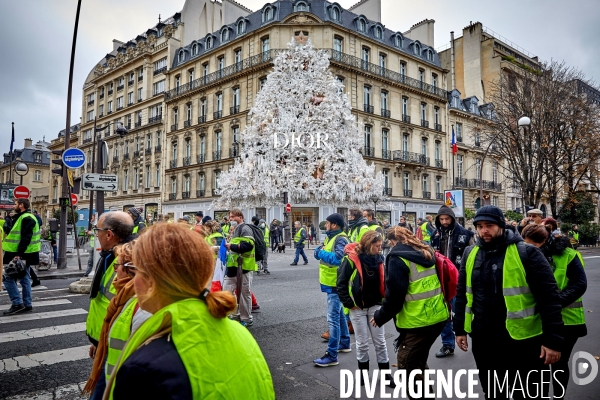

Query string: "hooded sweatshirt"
[337, 243, 385, 310]
[431, 205, 474, 265]
[372, 242, 436, 330]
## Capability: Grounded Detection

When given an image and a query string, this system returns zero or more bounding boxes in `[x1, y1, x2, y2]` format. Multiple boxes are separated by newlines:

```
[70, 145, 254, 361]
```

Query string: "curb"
[38, 271, 86, 280]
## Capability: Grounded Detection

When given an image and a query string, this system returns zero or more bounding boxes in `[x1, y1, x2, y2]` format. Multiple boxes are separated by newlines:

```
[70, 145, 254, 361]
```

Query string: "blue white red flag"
[211, 239, 228, 292]
[451, 126, 457, 155]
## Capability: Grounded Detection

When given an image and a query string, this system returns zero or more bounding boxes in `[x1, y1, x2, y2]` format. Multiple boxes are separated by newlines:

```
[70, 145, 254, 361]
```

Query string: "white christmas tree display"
[214, 35, 384, 209]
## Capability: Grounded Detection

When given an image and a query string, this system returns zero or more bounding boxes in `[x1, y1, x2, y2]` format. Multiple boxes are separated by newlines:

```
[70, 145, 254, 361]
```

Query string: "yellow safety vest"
[294, 228, 305, 243]
[222, 224, 230, 236]
[350, 225, 369, 243]
[227, 236, 256, 271]
[2, 213, 41, 253]
[319, 232, 348, 287]
[395, 257, 448, 329]
[106, 297, 137, 378]
[464, 244, 543, 339]
[86, 257, 119, 342]
[264, 227, 270, 241]
[552, 249, 586, 326]
[107, 299, 275, 400]
[420, 223, 431, 242]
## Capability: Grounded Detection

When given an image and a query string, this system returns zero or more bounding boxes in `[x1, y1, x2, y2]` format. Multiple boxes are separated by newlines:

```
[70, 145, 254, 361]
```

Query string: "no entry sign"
[13, 185, 30, 199]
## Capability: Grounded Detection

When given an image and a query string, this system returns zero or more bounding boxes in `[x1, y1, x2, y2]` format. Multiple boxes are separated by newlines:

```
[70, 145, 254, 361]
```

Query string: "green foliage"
[463, 208, 476, 220]
[504, 210, 523, 222]
[558, 192, 596, 225]
[579, 222, 600, 239]
[52, 208, 78, 225]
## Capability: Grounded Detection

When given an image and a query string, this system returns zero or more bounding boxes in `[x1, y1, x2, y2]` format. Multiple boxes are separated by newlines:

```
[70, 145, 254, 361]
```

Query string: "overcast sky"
[1, 0, 598, 151]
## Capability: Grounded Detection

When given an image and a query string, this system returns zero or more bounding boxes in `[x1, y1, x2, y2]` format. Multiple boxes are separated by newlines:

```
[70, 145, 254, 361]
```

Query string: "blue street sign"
[62, 147, 86, 169]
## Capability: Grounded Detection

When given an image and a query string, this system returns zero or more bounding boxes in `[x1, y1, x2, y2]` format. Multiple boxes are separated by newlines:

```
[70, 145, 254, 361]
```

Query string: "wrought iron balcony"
[392, 150, 430, 166]
[475, 140, 481, 147]
[213, 150, 222, 161]
[135, 121, 142, 128]
[107, 110, 112, 115]
[169, 193, 176, 200]
[98, 113, 103, 118]
[170, 159, 177, 168]
[383, 188, 392, 196]
[155, 145, 161, 153]
[99, 94, 104, 99]
[230, 146, 241, 158]
[134, 150, 140, 158]
[402, 114, 411, 123]
[421, 119, 429, 128]
[435, 123, 443, 132]
[126, 123, 131, 130]
[127, 102, 133, 107]
[382, 149, 391, 160]
[381, 109, 391, 118]
[403, 189, 413, 198]
[183, 157, 191, 166]
[182, 119, 190, 128]
[138, 98, 143, 103]
[148, 115, 162, 124]
[198, 115, 206, 124]
[83, 138, 92, 144]
[213, 111, 222, 120]
[117, 85, 124, 91]
[123, 153, 129, 159]
[435, 159, 443, 168]
[436, 193, 444, 200]
[230, 106, 240, 115]
[196, 190, 205, 197]
[105, 131, 111, 137]
[145, 148, 152, 155]
[422, 191, 431, 199]
[138, 76, 143, 82]
[197, 154, 205, 163]
[128, 80, 134, 86]
[454, 178, 503, 191]
[212, 188, 221, 196]
[112, 156, 119, 162]
[182, 191, 191, 199]
[360, 147, 375, 157]
[108, 90, 113, 96]
[116, 106, 123, 111]
[363, 104, 374, 114]
[171, 124, 177, 132]
[87, 100, 94, 106]
[457, 134, 463, 143]
[154, 66, 167, 75]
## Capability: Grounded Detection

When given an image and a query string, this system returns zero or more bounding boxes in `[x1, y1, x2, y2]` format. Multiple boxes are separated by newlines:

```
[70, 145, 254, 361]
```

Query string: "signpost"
[82, 173, 118, 191]
[285, 203, 292, 213]
[62, 148, 86, 169]
[13, 185, 30, 199]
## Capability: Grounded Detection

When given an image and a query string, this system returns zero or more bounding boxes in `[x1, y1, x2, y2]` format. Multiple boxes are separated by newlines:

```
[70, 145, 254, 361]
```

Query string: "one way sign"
[82, 173, 119, 191]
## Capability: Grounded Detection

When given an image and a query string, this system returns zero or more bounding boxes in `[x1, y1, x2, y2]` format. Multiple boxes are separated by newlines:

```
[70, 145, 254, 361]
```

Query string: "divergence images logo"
[572, 351, 598, 386]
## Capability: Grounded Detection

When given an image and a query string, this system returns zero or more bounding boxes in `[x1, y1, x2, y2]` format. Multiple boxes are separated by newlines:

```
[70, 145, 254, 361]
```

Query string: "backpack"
[434, 250, 459, 310]
[243, 223, 267, 261]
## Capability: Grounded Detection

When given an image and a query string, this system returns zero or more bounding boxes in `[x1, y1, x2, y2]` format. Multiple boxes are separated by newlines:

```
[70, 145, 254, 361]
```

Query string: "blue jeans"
[293, 246, 308, 263]
[90, 358, 107, 400]
[4, 266, 32, 307]
[326, 292, 350, 358]
[52, 245, 58, 262]
[440, 297, 456, 349]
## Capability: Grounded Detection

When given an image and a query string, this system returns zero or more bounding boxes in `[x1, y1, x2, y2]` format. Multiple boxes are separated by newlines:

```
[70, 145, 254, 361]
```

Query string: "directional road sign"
[13, 185, 30, 199]
[82, 173, 118, 191]
[62, 148, 86, 169]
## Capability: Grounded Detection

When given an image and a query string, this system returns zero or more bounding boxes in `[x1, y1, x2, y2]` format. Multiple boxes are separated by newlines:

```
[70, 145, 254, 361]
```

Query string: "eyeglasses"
[123, 262, 137, 278]
[93, 227, 111, 233]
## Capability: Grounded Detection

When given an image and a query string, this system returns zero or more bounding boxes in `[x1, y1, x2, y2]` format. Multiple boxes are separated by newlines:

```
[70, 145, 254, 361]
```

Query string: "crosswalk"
[0, 282, 93, 399]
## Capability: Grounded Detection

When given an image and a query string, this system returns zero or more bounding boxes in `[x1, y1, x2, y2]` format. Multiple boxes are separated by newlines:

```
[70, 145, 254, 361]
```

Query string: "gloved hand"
[314, 245, 323, 260]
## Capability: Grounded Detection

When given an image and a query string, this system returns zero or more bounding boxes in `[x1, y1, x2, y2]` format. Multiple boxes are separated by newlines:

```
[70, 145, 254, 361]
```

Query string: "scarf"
[82, 276, 136, 395]
[358, 253, 384, 271]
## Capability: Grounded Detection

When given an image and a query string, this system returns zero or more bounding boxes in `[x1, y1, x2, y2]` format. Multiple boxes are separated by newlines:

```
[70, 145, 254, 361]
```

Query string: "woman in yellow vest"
[105, 223, 274, 400]
[370, 226, 448, 394]
[522, 223, 587, 399]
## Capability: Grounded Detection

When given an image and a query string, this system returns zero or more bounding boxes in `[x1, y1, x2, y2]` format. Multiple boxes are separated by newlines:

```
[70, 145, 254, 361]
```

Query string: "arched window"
[425, 49, 433, 61]
[294, 1, 308, 12]
[178, 50, 185, 63]
[221, 28, 229, 42]
[262, 6, 274, 23]
[330, 6, 341, 21]
[413, 42, 421, 56]
[374, 26, 383, 39]
[357, 18, 366, 32]
[393, 33, 403, 48]
[206, 36, 213, 49]
[192, 43, 199, 55]
[237, 20, 246, 35]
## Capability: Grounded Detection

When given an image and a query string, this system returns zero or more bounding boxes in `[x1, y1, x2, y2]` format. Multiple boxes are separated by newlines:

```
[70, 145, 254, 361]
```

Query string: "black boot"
[378, 362, 396, 388]
[358, 360, 369, 386]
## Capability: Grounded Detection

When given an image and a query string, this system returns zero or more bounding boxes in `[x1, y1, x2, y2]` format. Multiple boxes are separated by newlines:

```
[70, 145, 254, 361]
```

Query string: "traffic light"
[52, 150, 64, 176]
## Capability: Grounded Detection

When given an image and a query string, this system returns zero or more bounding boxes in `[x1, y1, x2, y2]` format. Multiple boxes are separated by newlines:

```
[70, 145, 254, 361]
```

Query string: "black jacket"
[453, 228, 564, 351]
[113, 335, 192, 400]
[3, 209, 40, 265]
[373, 243, 435, 330]
[430, 205, 474, 265]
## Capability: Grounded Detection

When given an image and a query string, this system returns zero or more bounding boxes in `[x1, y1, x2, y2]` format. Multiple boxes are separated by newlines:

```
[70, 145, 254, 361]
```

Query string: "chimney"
[24, 138, 32, 148]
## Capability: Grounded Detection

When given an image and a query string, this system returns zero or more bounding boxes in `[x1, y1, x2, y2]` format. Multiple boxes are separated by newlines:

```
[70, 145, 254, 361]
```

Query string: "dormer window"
[262, 5, 274, 23]
[425, 49, 434, 61]
[393, 33, 403, 48]
[413, 42, 421, 56]
[236, 19, 246, 35]
[374, 26, 383, 40]
[330, 5, 341, 21]
[294, 1, 309, 12]
[357, 18, 366, 32]
[221, 28, 229, 42]
[178, 50, 185, 63]
[206, 36, 213, 49]
[192, 43, 199, 56]
[157, 26, 164, 37]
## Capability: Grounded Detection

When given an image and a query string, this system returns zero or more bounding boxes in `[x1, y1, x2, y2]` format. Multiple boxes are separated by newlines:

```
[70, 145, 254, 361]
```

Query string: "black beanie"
[326, 213, 345, 229]
[473, 205, 505, 228]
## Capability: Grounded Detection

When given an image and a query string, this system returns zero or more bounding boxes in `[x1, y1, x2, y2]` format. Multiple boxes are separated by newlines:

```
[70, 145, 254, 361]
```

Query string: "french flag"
[451, 126, 458, 155]
[211, 239, 228, 292]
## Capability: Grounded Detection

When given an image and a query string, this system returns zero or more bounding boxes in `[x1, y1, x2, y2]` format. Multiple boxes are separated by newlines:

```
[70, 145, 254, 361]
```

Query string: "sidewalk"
[36, 253, 88, 280]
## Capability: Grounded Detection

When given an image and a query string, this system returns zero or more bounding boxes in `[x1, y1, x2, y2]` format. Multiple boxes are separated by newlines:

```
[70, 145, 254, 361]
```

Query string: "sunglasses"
[122, 262, 137, 278]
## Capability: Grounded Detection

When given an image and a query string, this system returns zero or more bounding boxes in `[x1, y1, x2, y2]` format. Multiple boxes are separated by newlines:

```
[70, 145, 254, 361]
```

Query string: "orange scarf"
[82, 276, 135, 395]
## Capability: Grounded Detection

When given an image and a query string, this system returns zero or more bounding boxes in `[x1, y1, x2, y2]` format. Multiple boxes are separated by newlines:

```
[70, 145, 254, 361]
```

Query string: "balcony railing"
[171, 124, 177, 132]
[138, 76, 143, 82]
[213, 150, 222, 161]
[212, 188, 221, 196]
[169, 193, 176, 200]
[98, 113, 104, 118]
[421, 119, 429, 128]
[83, 138, 92, 144]
[423, 191, 431, 199]
[230, 105, 240, 115]
[183, 157, 191, 166]
[382, 149, 391, 160]
[197, 154, 206, 163]
[154, 66, 167, 75]
[138, 98, 143, 103]
[454, 178, 503, 191]
[134, 150, 140, 158]
[107, 110, 112, 115]
[402, 114, 411, 123]
[363, 104, 374, 114]
[123, 153, 129, 159]
[381, 109, 391, 118]
[170, 160, 177, 168]
[435, 159, 443, 168]
[457, 134, 463, 143]
[197, 190, 205, 197]
[99, 94, 104, 99]
[116, 106, 123, 111]
[198, 115, 206, 124]
[112, 156, 119, 162]
[155, 145, 161, 153]
[182, 191, 191, 199]
[403, 189, 413, 198]
[360, 147, 375, 157]
[105, 130, 111, 137]
[392, 151, 430, 166]
[108, 90, 113, 96]
[435, 123, 443, 132]
[383, 188, 392, 196]
[475, 140, 481, 147]
[117, 85, 124, 91]
[213, 111, 222, 120]
[145, 148, 152, 155]
[128, 80, 134, 86]
[126, 123, 131, 130]
[127, 102, 133, 107]
[135, 121, 142, 128]
[87, 100, 94, 106]
[149, 115, 162, 124]
[436, 193, 444, 200]
[230, 146, 241, 158]
[184, 120, 192, 128]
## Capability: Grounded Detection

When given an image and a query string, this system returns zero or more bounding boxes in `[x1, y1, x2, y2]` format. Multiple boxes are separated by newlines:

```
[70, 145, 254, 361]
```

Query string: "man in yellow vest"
[258, 218, 270, 274]
[127, 207, 146, 234]
[348, 208, 369, 243]
[291, 221, 308, 265]
[454, 206, 564, 398]
[86, 211, 134, 355]
[2, 199, 41, 315]
[363, 209, 384, 235]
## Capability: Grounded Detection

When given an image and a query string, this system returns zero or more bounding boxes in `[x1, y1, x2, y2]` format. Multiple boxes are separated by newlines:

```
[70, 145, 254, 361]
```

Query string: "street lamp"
[14, 162, 29, 185]
[370, 195, 380, 218]
[518, 116, 531, 210]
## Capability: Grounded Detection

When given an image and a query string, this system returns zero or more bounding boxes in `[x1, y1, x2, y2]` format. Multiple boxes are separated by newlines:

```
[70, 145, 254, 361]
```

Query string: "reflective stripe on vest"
[227, 236, 255, 271]
[2, 213, 41, 253]
[106, 297, 137, 378]
[395, 258, 448, 329]
[464, 244, 543, 339]
[294, 228, 304, 243]
[319, 232, 348, 286]
[86, 257, 119, 341]
[350, 225, 369, 243]
[552, 249, 585, 326]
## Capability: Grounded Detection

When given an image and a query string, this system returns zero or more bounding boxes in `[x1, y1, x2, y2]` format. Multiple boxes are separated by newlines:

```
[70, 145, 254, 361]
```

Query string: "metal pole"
[451, 124, 455, 189]
[88, 119, 96, 230]
[67, 185, 83, 271]
[9, 123, 13, 184]
[96, 135, 105, 218]
[58, 0, 82, 270]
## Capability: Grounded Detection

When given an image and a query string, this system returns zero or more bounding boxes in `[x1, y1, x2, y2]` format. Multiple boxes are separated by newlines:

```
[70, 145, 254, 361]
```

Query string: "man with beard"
[430, 204, 474, 358]
[348, 208, 369, 244]
[454, 206, 563, 399]
[398, 215, 413, 232]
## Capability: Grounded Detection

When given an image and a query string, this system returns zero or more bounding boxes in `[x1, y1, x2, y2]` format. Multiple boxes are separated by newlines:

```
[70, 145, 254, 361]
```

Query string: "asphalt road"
[1, 248, 599, 399]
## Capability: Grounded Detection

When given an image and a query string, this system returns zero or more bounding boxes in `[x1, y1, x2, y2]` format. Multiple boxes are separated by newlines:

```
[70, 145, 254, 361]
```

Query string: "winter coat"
[372, 243, 436, 330]
[337, 243, 385, 310]
[3, 209, 40, 266]
[454, 228, 564, 351]
[430, 205, 474, 266]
